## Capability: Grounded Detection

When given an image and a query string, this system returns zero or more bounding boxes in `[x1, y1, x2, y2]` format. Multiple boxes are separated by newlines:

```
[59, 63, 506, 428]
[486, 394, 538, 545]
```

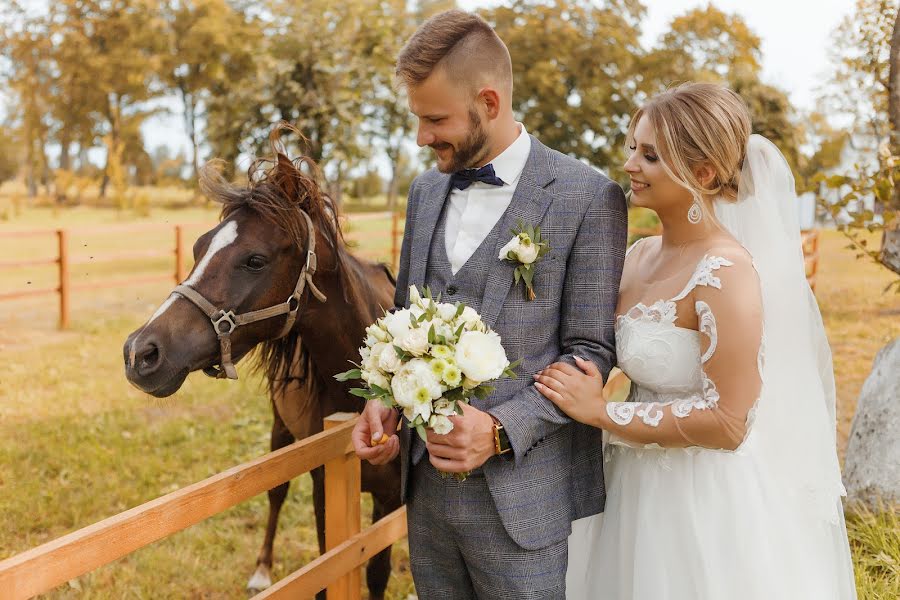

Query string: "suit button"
[446, 285, 458, 295]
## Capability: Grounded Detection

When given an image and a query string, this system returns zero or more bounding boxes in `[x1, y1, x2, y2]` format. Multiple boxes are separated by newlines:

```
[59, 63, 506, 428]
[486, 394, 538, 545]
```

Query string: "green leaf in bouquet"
[455, 322, 465, 339]
[428, 324, 436, 344]
[415, 424, 428, 442]
[514, 268, 521, 285]
[334, 368, 362, 382]
[522, 266, 535, 287]
[370, 384, 390, 397]
[393, 345, 411, 360]
[349, 388, 373, 399]
[379, 397, 395, 409]
[443, 388, 465, 402]
[410, 312, 419, 327]
[453, 402, 464, 416]
[424, 286, 433, 301]
[473, 385, 495, 399]
[454, 303, 465, 319]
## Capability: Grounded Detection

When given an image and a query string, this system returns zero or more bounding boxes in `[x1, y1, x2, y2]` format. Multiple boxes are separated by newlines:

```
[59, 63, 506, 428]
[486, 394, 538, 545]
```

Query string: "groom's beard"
[433, 108, 490, 173]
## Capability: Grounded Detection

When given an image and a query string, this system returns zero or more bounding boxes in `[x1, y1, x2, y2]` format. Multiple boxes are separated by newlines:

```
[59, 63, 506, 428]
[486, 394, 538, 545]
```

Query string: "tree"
[486, 0, 645, 176]
[0, 124, 19, 183]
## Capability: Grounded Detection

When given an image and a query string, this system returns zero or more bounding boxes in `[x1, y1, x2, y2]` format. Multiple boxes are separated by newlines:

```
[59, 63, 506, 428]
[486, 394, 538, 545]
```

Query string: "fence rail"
[0, 216, 820, 329]
[0, 413, 406, 600]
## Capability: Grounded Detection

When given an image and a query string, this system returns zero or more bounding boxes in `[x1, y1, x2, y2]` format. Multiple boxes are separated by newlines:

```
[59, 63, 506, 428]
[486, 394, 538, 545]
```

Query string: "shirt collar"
[485, 123, 530, 187]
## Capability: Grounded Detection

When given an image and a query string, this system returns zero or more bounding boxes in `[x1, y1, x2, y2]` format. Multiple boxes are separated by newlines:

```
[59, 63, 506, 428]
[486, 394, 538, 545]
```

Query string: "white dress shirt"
[445, 124, 531, 274]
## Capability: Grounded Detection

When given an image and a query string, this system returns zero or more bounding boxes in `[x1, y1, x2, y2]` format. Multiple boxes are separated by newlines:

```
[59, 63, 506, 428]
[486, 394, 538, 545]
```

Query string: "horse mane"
[197, 122, 362, 396]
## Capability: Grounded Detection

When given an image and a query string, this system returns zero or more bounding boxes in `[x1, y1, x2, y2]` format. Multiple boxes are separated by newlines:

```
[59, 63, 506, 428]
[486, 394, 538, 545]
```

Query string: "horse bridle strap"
[173, 210, 327, 380]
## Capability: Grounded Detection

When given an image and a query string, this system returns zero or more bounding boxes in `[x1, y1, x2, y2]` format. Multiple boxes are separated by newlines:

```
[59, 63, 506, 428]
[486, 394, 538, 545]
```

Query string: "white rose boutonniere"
[498, 220, 551, 301]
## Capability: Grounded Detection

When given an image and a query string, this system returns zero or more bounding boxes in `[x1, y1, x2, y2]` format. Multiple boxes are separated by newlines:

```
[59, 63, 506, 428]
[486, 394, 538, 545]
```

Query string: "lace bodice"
[606, 240, 763, 451]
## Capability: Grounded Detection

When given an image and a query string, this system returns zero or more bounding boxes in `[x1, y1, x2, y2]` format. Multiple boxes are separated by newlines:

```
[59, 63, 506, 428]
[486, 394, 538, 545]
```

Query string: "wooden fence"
[0, 215, 820, 330]
[0, 212, 401, 329]
[0, 413, 407, 600]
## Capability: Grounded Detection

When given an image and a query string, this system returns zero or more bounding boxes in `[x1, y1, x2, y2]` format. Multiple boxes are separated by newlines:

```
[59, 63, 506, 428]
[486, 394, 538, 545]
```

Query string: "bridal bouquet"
[336, 285, 518, 442]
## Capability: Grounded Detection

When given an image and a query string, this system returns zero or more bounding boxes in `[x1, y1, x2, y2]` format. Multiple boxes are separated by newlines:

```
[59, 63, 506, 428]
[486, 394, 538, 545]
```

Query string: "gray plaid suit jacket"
[394, 135, 628, 551]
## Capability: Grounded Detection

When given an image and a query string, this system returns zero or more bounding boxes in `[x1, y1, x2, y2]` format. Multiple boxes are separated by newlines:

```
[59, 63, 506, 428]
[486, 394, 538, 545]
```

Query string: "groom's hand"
[352, 399, 400, 465]
[426, 402, 496, 473]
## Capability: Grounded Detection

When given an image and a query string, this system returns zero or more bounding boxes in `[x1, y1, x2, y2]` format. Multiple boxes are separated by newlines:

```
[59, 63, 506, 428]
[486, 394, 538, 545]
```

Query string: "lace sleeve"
[603, 250, 763, 451]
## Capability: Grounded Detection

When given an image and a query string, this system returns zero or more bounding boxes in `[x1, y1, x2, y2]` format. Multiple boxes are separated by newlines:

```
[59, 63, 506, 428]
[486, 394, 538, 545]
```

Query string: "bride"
[534, 82, 857, 599]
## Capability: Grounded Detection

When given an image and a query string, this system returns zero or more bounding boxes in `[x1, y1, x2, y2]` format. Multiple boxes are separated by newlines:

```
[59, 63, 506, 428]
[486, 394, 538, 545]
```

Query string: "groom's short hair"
[396, 9, 513, 97]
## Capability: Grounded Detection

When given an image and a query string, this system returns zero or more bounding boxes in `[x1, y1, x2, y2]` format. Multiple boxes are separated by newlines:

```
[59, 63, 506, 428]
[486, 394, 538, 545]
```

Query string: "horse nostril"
[136, 342, 163, 376]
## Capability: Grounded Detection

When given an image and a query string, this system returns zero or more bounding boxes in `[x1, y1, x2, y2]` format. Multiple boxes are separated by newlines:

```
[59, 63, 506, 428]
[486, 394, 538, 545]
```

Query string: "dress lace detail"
[670, 255, 734, 301]
[696, 300, 717, 363]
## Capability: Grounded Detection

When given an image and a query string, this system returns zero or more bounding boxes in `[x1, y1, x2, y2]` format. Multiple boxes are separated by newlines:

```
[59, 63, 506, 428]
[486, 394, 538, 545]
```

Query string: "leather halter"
[173, 209, 327, 380]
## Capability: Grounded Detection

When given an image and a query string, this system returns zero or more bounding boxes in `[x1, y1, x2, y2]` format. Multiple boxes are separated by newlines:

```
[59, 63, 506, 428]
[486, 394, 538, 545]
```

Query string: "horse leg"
[365, 493, 394, 600]
[247, 412, 295, 593]
[311, 464, 327, 600]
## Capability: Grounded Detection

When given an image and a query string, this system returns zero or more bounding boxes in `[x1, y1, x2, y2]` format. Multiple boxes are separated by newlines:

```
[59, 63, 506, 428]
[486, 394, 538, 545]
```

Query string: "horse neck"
[296, 250, 381, 377]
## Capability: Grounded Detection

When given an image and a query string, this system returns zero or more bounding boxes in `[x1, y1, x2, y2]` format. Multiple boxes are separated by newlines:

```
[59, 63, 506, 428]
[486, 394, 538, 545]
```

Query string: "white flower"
[456, 306, 483, 330]
[429, 358, 449, 379]
[365, 334, 379, 347]
[462, 376, 480, 390]
[499, 232, 539, 264]
[408, 285, 422, 305]
[359, 345, 371, 361]
[361, 369, 390, 391]
[391, 358, 442, 409]
[431, 344, 453, 360]
[437, 303, 458, 322]
[428, 414, 454, 435]
[366, 323, 388, 343]
[377, 343, 403, 373]
[442, 364, 462, 387]
[383, 309, 413, 339]
[455, 330, 509, 382]
[397, 327, 429, 356]
[433, 398, 457, 416]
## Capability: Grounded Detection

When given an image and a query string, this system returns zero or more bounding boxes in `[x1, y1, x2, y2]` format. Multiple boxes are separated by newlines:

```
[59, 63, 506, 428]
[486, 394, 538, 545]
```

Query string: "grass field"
[1, 200, 898, 598]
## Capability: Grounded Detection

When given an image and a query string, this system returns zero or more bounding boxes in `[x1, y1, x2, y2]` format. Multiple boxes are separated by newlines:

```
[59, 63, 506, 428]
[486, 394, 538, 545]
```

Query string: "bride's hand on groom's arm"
[533, 357, 607, 428]
[425, 402, 496, 473]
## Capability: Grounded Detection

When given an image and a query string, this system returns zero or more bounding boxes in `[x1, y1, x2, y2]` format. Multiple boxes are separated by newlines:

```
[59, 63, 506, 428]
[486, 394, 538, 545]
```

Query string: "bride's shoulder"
[694, 240, 760, 298]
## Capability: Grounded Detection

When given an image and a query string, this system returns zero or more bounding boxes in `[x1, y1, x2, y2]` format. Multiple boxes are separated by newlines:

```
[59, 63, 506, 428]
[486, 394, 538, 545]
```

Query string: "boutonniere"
[498, 220, 551, 301]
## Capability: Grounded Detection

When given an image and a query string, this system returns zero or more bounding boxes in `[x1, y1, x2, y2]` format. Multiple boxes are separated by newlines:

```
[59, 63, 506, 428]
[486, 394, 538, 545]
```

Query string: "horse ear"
[274, 152, 303, 204]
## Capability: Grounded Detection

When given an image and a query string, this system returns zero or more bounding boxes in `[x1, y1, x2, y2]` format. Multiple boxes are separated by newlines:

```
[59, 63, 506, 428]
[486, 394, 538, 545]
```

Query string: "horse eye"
[245, 255, 268, 270]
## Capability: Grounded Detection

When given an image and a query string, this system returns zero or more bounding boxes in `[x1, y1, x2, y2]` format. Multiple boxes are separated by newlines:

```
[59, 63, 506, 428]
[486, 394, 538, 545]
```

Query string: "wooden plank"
[70, 249, 173, 265]
[0, 257, 58, 269]
[253, 507, 408, 600]
[324, 413, 362, 600]
[0, 420, 356, 600]
[0, 286, 59, 301]
[58, 230, 69, 330]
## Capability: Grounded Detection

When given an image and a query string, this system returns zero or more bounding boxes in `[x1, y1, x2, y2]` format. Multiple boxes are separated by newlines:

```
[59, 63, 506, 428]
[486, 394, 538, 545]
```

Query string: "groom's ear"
[477, 87, 502, 120]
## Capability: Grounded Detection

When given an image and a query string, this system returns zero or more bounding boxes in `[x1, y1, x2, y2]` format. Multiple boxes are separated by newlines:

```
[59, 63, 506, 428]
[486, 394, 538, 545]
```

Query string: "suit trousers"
[407, 458, 568, 599]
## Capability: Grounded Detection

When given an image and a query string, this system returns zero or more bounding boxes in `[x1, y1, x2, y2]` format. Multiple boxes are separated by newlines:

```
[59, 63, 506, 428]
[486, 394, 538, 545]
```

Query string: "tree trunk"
[180, 84, 200, 185]
[886, 8, 900, 275]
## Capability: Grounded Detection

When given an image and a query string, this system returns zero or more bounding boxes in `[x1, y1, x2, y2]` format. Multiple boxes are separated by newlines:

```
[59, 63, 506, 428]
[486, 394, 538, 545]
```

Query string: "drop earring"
[687, 197, 703, 224]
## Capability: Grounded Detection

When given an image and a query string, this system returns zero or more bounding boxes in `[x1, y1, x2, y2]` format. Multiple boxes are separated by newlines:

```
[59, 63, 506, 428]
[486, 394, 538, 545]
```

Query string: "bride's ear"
[694, 162, 717, 190]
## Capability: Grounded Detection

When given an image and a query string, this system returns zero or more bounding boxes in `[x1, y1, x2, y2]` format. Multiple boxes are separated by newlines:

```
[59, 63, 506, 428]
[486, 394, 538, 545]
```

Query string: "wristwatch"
[490, 415, 512, 456]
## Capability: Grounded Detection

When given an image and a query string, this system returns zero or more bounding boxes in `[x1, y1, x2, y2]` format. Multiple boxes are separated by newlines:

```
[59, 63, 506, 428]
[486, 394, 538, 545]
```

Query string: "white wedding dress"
[566, 136, 857, 599]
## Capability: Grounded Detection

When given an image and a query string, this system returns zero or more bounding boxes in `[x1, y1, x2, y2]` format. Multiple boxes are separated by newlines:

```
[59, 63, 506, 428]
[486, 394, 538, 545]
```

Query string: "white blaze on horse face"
[145, 219, 240, 326]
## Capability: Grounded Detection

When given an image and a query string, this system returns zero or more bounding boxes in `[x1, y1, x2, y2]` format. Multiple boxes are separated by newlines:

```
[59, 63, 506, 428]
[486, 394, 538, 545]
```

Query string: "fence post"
[174, 225, 186, 284]
[391, 210, 399, 270]
[57, 229, 70, 330]
[323, 413, 361, 600]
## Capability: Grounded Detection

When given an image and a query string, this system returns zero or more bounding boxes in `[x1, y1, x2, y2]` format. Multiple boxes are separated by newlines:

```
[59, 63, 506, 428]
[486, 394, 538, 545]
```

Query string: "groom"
[352, 9, 627, 598]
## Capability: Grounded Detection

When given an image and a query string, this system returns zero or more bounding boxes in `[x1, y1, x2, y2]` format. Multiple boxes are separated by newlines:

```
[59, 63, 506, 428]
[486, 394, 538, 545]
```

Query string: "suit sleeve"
[393, 181, 417, 310]
[489, 178, 628, 463]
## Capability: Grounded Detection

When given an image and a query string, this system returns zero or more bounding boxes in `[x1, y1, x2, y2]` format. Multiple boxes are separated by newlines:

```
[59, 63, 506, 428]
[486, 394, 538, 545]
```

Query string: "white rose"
[361, 369, 390, 391]
[457, 306, 481, 328]
[397, 327, 429, 356]
[428, 414, 454, 435]
[516, 236, 539, 263]
[498, 235, 521, 261]
[366, 323, 388, 343]
[408, 285, 422, 305]
[433, 398, 457, 416]
[383, 309, 412, 339]
[437, 302, 457, 322]
[377, 343, 403, 373]
[455, 330, 509, 382]
[359, 345, 371, 361]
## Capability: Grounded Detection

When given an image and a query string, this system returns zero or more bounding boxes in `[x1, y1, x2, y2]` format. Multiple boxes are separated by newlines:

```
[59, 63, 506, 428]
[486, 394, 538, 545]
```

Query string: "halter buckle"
[212, 310, 237, 335]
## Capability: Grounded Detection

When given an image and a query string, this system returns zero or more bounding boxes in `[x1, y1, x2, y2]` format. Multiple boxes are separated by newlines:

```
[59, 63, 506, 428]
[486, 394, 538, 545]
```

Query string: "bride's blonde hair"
[627, 82, 751, 202]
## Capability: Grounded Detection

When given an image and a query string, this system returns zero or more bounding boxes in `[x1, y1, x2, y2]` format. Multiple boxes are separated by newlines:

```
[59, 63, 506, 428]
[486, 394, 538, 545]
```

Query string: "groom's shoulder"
[410, 168, 443, 194]
[539, 142, 620, 195]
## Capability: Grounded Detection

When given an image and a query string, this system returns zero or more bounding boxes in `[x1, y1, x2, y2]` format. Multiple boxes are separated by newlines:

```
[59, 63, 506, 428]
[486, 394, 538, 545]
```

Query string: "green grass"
[1, 203, 898, 598]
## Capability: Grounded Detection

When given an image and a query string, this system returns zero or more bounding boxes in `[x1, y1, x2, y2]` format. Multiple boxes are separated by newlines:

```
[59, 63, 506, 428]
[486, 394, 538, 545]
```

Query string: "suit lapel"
[480, 137, 557, 328]
[407, 174, 452, 297]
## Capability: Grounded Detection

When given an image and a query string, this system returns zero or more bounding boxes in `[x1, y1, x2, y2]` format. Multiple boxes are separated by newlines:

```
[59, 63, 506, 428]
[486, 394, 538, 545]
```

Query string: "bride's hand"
[533, 357, 606, 426]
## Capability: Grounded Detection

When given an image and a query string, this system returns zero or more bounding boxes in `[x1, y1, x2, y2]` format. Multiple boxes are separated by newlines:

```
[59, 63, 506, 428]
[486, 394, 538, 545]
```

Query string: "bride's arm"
[535, 250, 763, 451]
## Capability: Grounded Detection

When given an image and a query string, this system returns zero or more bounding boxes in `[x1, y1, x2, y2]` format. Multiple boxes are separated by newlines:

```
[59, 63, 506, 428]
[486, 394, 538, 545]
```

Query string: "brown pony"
[123, 124, 400, 598]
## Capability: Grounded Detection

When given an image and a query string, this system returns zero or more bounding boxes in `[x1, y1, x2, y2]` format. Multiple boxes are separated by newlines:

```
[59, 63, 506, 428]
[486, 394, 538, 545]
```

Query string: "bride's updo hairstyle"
[627, 82, 752, 202]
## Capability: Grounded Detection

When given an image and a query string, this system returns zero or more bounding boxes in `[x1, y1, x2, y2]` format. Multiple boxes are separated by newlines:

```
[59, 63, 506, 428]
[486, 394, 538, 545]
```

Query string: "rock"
[843, 336, 900, 510]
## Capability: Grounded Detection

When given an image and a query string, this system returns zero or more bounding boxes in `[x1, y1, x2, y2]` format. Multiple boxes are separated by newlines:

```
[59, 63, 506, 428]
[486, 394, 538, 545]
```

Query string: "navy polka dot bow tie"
[450, 164, 506, 190]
